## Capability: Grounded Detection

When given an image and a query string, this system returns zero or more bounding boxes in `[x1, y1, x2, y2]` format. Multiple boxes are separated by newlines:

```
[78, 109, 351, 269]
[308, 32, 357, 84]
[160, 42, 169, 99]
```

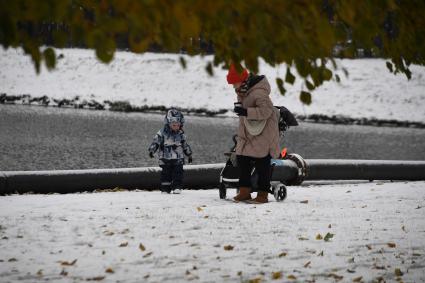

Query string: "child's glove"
[234, 105, 247, 116]
[149, 151, 154, 158]
[188, 156, 193, 164]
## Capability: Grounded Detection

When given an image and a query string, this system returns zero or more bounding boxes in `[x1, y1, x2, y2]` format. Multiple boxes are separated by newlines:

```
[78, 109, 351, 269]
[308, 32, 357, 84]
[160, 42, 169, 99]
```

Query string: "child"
[148, 108, 193, 194]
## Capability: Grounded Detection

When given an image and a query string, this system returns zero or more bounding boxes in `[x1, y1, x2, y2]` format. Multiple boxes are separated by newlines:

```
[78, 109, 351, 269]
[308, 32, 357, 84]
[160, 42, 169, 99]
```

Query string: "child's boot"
[160, 183, 172, 194]
[172, 186, 182, 194]
[233, 187, 252, 202]
[247, 191, 268, 204]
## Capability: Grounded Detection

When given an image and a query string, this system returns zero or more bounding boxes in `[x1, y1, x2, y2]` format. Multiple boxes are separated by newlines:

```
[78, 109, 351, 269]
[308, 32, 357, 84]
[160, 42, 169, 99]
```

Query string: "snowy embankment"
[1, 181, 424, 282]
[1, 48, 425, 124]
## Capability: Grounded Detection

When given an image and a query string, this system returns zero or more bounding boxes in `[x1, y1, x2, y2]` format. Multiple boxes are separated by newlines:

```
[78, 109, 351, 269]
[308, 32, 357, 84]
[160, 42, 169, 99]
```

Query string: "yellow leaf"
[316, 234, 323, 240]
[395, 268, 403, 276]
[278, 252, 287, 257]
[224, 245, 234, 251]
[139, 243, 146, 251]
[272, 271, 282, 279]
[60, 259, 77, 266]
[197, 207, 203, 212]
[119, 242, 128, 247]
[287, 274, 297, 280]
[105, 268, 114, 273]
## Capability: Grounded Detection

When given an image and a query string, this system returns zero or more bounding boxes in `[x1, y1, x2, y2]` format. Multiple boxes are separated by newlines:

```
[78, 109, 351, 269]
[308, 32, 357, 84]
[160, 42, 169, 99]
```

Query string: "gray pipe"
[1, 159, 424, 194]
[0, 164, 229, 194]
[306, 159, 425, 181]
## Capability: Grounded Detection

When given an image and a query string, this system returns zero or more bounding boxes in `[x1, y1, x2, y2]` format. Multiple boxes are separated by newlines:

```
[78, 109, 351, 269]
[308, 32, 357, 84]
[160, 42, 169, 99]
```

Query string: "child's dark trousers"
[160, 160, 184, 193]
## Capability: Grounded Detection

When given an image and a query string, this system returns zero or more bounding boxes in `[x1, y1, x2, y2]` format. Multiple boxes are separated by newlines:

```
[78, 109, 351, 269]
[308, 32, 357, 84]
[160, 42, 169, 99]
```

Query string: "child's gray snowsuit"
[148, 109, 192, 192]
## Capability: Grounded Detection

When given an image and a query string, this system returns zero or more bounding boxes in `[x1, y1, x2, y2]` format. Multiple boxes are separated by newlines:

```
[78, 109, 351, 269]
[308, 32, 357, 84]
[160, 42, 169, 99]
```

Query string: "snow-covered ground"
[1, 181, 424, 282]
[1, 48, 425, 123]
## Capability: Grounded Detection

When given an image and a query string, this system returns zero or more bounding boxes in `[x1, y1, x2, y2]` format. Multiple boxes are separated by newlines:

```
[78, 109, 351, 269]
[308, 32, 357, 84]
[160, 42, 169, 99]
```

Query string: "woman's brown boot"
[247, 191, 268, 204]
[233, 187, 252, 202]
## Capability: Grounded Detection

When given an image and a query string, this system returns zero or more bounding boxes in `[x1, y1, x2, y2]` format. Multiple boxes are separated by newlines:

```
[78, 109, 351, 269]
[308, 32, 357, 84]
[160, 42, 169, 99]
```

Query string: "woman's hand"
[234, 105, 247, 116]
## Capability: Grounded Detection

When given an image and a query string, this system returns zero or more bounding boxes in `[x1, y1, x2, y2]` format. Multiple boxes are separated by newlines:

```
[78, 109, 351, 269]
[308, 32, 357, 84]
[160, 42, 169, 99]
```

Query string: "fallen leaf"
[346, 269, 355, 273]
[8, 258, 17, 262]
[86, 276, 106, 281]
[60, 259, 77, 266]
[318, 251, 324, 256]
[103, 231, 114, 236]
[143, 252, 153, 258]
[324, 232, 334, 242]
[224, 245, 234, 251]
[144, 274, 150, 279]
[278, 252, 287, 257]
[402, 226, 406, 232]
[387, 242, 396, 248]
[395, 268, 403, 276]
[272, 271, 283, 279]
[287, 274, 297, 280]
[352, 276, 363, 282]
[139, 243, 146, 251]
[204, 215, 209, 218]
[237, 271, 242, 276]
[373, 264, 386, 270]
[328, 273, 343, 281]
[348, 257, 355, 263]
[119, 242, 128, 247]
[304, 261, 311, 268]
[300, 200, 309, 204]
[366, 244, 372, 250]
[197, 207, 203, 212]
[36, 269, 43, 276]
[248, 278, 261, 283]
[328, 224, 332, 228]
[316, 234, 323, 240]
[60, 269, 68, 276]
[105, 268, 114, 273]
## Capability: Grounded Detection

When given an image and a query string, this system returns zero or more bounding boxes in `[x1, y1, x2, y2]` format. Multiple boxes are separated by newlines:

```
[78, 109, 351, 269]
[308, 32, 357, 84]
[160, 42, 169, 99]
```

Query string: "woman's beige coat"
[235, 77, 280, 158]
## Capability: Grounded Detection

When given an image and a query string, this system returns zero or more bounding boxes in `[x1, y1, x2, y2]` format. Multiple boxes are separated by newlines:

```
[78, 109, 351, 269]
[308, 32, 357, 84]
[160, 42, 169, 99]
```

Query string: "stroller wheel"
[273, 184, 287, 202]
[219, 184, 227, 199]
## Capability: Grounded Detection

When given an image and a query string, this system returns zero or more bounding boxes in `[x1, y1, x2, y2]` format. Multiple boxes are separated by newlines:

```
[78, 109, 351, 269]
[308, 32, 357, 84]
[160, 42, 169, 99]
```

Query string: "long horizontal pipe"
[1, 159, 424, 194]
[305, 159, 425, 181]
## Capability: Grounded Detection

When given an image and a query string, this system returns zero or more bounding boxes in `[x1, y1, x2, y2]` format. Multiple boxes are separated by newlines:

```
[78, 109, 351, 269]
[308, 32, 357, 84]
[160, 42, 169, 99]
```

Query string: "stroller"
[219, 106, 299, 202]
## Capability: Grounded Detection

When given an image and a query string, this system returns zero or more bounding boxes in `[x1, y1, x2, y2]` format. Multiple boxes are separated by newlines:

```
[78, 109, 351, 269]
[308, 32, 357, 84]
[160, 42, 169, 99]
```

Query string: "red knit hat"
[226, 64, 249, 84]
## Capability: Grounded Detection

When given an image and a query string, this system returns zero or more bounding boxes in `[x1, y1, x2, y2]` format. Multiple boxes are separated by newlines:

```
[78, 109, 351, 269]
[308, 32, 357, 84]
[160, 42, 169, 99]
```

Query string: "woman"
[227, 64, 280, 204]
